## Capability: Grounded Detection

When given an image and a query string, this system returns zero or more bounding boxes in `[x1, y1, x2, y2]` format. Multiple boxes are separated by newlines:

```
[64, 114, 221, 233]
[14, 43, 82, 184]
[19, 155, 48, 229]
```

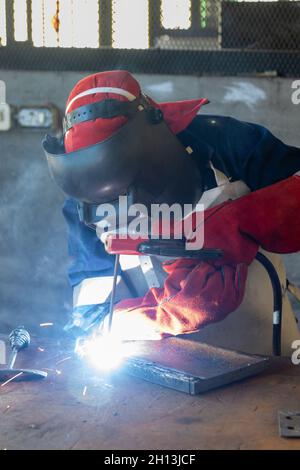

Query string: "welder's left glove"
[201, 174, 300, 264]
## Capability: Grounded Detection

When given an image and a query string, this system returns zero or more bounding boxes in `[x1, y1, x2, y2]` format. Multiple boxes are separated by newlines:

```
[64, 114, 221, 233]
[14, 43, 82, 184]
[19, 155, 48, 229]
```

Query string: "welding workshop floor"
[0, 336, 299, 450]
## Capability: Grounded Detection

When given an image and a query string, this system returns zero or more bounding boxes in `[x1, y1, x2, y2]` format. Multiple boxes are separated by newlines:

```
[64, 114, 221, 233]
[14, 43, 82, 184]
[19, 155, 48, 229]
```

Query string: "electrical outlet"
[0, 102, 11, 131]
[16, 105, 59, 129]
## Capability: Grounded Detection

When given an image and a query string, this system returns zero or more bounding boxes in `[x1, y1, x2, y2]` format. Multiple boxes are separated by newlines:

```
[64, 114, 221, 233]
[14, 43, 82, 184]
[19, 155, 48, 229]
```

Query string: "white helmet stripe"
[66, 87, 137, 114]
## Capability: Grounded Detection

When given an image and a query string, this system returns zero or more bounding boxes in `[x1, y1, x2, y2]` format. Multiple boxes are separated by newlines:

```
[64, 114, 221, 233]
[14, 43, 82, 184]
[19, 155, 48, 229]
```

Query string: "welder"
[43, 70, 300, 355]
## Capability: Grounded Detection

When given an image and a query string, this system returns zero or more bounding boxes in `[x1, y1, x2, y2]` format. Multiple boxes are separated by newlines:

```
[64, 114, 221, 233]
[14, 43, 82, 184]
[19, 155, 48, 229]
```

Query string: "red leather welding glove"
[201, 174, 300, 264]
[112, 260, 248, 339]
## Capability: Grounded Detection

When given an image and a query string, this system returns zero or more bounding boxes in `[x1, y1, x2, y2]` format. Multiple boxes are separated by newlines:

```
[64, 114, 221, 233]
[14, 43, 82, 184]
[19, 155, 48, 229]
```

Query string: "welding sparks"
[56, 356, 71, 365]
[39, 323, 54, 327]
[42, 368, 62, 375]
[1, 372, 23, 387]
[75, 333, 138, 371]
[37, 347, 45, 352]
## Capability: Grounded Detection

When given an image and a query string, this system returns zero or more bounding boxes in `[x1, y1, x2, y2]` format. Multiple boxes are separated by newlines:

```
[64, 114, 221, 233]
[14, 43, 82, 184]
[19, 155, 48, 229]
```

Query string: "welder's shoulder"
[188, 114, 262, 146]
[185, 114, 263, 169]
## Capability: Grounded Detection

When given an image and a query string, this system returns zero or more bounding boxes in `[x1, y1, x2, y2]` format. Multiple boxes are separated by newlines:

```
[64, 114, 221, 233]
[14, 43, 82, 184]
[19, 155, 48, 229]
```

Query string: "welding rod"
[7, 350, 18, 370]
[108, 254, 120, 333]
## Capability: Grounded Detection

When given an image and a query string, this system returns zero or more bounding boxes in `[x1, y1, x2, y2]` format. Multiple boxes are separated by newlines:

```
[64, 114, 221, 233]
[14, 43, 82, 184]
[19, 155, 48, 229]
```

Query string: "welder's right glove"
[111, 260, 248, 339]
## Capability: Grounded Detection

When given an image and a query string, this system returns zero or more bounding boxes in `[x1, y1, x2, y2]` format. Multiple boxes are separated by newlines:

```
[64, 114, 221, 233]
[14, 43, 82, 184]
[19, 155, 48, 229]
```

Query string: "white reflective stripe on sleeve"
[66, 87, 136, 113]
[73, 275, 132, 308]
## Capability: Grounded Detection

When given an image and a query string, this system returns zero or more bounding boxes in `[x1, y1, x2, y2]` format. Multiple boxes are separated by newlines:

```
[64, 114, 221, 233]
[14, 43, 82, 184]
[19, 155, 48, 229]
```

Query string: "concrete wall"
[0, 70, 299, 334]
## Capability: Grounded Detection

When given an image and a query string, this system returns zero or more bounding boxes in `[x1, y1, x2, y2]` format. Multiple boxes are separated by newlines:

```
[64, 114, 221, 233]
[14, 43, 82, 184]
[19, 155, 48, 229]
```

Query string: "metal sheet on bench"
[124, 338, 269, 395]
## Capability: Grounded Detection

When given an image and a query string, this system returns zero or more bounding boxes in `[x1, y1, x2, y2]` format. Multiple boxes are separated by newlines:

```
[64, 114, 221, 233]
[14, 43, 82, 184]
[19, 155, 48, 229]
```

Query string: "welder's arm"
[62, 198, 131, 333]
[221, 118, 300, 190]
[188, 115, 300, 190]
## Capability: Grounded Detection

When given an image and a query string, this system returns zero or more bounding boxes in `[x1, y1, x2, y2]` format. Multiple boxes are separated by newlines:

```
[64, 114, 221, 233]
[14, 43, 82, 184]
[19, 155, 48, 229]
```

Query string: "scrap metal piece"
[0, 368, 48, 383]
[123, 337, 269, 395]
[0, 327, 48, 383]
[279, 411, 300, 437]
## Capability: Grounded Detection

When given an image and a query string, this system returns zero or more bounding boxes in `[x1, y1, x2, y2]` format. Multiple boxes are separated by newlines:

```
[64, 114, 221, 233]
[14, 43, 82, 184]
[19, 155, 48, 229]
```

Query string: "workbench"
[0, 336, 299, 450]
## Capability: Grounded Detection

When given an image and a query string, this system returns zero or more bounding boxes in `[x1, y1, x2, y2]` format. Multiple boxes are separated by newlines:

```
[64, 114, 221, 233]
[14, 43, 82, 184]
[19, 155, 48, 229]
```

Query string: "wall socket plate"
[0, 102, 11, 131]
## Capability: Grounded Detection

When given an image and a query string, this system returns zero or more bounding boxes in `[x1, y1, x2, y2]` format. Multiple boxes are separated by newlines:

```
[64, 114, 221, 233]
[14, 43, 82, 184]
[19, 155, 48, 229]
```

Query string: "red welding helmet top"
[64, 70, 209, 153]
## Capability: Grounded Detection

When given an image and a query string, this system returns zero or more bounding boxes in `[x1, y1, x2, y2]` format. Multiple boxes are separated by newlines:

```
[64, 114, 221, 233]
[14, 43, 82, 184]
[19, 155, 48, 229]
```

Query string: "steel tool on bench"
[0, 326, 47, 383]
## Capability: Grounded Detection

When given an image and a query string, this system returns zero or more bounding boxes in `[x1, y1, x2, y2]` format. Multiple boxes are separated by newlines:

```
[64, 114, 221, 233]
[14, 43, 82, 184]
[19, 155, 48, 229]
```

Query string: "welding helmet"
[43, 71, 208, 227]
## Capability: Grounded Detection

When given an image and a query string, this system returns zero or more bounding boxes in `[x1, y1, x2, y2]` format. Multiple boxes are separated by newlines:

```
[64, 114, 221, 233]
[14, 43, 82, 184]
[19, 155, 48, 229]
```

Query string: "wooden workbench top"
[0, 336, 299, 450]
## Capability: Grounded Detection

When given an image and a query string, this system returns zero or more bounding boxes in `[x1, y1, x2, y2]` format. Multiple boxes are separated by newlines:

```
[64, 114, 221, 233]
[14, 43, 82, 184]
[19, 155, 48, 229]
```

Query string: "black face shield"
[43, 97, 204, 227]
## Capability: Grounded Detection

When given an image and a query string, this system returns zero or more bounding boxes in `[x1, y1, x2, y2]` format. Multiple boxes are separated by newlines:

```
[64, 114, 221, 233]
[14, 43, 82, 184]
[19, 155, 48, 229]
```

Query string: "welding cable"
[255, 252, 282, 356]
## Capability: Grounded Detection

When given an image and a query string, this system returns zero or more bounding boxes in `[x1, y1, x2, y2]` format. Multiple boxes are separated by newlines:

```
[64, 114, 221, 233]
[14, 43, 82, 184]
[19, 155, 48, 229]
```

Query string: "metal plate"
[0, 368, 48, 383]
[124, 338, 269, 395]
[279, 411, 300, 438]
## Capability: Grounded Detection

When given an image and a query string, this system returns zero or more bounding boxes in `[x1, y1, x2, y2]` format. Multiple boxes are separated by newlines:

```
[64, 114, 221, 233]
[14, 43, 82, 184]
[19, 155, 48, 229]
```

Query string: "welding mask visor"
[42, 97, 203, 227]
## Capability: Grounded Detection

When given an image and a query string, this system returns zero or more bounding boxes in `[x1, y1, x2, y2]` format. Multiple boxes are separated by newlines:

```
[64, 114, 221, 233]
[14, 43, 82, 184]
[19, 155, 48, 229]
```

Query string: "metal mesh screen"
[0, 0, 300, 76]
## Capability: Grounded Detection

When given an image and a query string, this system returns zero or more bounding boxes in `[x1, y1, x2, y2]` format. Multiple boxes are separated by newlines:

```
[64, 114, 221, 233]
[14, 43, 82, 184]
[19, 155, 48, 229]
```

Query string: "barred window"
[0, 1, 299, 76]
